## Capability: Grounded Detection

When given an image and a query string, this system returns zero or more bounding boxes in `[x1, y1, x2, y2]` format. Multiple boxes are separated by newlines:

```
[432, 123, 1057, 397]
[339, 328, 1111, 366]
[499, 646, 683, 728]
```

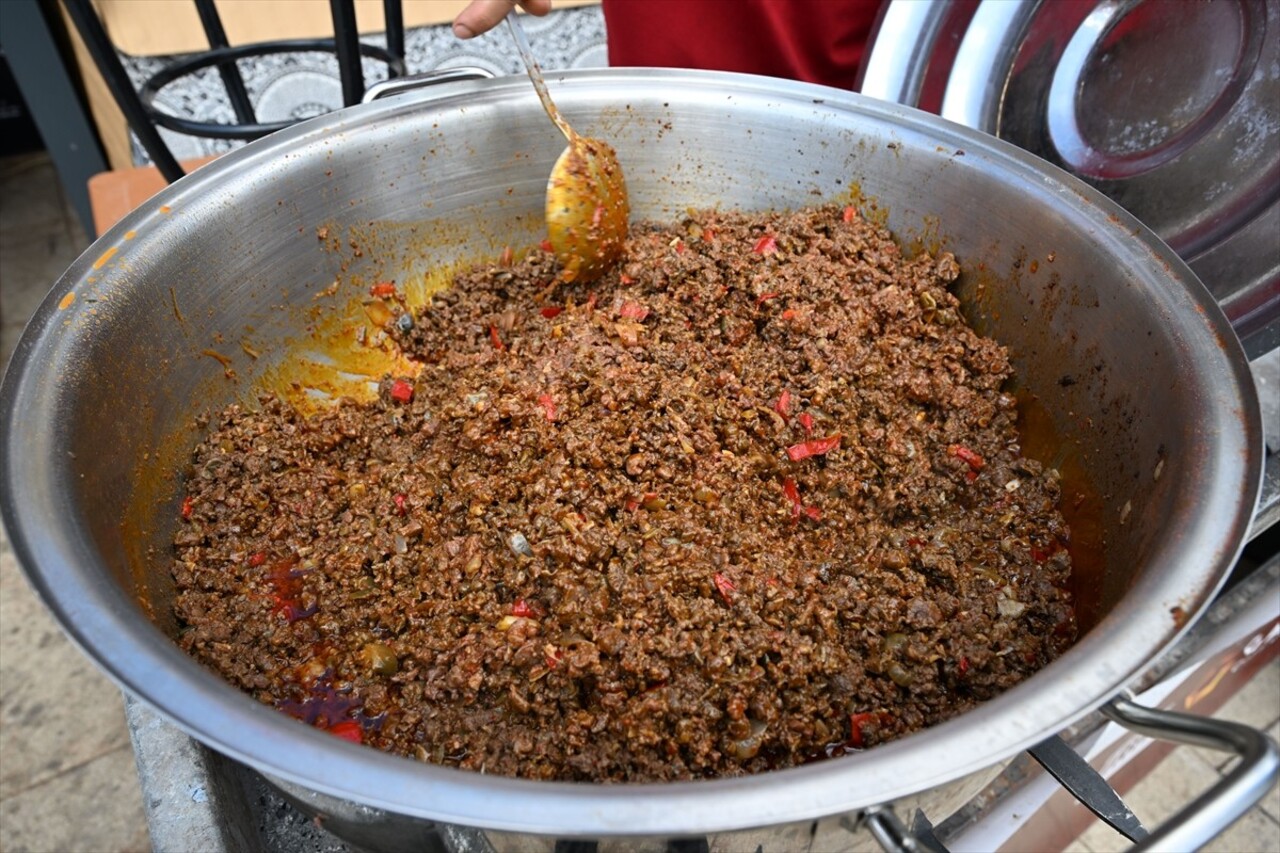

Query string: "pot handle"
[362, 67, 496, 103]
[861, 695, 1278, 853]
[1098, 694, 1280, 851]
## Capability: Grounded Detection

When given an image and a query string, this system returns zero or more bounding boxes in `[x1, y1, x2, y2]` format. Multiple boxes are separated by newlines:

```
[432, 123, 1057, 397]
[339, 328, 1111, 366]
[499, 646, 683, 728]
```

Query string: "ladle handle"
[506, 10, 576, 141]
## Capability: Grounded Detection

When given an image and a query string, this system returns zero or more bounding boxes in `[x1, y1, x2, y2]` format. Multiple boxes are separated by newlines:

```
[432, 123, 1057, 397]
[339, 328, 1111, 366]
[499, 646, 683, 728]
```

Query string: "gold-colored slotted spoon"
[506, 11, 629, 283]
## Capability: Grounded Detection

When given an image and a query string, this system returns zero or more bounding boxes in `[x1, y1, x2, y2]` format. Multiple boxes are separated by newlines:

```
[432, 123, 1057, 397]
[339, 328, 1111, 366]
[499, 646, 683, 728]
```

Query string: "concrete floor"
[0, 150, 1277, 852]
[0, 152, 149, 851]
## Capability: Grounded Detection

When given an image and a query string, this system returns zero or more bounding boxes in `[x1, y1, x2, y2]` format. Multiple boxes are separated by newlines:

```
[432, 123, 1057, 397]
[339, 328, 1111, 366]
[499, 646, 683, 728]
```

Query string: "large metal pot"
[0, 70, 1267, 844]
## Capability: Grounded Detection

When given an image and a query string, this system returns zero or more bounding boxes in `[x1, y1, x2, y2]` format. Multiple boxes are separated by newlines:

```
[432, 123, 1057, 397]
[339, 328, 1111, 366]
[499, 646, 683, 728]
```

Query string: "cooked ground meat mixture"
[171, 204, 1076, 782]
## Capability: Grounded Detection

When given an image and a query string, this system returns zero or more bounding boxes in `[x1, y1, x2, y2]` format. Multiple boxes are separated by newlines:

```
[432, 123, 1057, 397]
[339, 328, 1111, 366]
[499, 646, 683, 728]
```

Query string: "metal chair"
[62, 0, 408, 183]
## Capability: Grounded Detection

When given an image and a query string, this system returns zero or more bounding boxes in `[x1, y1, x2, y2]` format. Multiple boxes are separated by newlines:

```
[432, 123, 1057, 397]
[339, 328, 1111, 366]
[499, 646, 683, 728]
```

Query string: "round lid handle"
[1045, 0, 1266, 179]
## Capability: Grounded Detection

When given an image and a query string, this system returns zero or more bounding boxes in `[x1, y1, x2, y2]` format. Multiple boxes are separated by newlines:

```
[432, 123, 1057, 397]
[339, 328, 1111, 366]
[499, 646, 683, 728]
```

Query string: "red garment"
[602, 0, 884, 90]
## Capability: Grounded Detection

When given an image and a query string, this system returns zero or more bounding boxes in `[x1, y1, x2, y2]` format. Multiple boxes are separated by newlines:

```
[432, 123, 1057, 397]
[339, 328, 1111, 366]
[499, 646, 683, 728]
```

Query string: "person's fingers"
[453, 0, 553, 40]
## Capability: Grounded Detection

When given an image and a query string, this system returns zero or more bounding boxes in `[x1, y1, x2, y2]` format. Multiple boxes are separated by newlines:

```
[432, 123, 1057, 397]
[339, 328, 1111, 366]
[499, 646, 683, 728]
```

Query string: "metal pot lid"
[860, 0, 1280, 356]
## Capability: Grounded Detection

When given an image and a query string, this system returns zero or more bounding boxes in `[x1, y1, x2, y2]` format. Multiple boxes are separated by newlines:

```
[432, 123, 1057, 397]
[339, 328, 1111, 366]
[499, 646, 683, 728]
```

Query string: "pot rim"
[0, 68, 1262, 835]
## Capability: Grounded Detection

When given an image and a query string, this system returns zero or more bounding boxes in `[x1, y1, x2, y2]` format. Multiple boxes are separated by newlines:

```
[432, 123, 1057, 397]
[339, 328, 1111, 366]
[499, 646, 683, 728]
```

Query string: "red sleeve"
[601, 0, 884, 91]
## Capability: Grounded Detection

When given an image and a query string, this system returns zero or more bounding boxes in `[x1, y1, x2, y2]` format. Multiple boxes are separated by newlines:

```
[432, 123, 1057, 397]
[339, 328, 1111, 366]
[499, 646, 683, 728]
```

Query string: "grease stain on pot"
[1016, 392, 1109, 631]
[92, 246, 118, 269]
[256, 214, 545, 413]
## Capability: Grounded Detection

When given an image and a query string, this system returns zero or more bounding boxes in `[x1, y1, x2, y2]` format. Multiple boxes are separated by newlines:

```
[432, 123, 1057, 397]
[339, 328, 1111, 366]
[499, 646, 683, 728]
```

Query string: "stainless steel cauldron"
[0, 70, 1271, 847]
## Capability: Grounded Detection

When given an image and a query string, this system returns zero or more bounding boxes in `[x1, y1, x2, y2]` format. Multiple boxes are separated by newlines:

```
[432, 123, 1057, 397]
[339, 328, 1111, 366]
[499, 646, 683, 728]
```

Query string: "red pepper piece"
[624, 497, 640, 512]
[389, 379, 414, 403]
[512, 599, 536, 618]
[180, 495, 194, 520]
[779, 308, 797, 321]
[328, 720, 363, 744]
[620, 273, 634, 285]
[489, 325, 505, 351]
[774, 389, 791, 418]
[540, 306, 564, 319]
[369, 282, 397, 298]
[753, 234, 778, 255]
[393, 494, 408, 515]
[798, 412, 814, 435]
[842, 205, 857, 223]
[540, 238, 554, 252]
[781, 476, 823, 522]
[782, 477, 801, 506]
[674, 240, 686, 254]
[848, 712, 878, 749]
[782, 477, 802, 521]
[948, 444, 985, 471]
[756, 292, 781, 307]
[713, 572, 736, 605]
[537, 394, 557, 422]
[957, 656, 970, 676]
[619, 300, 649, 321]
[1031, 541, 1060, 563]
[544, 647, 563, 669]
[248, 551, 267, 567]
[786, 434, 842, 461]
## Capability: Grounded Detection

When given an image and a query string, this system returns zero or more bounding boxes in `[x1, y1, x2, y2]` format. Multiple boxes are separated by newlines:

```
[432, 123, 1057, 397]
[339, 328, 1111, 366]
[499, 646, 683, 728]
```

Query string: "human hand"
[453, 0, 553, 40]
